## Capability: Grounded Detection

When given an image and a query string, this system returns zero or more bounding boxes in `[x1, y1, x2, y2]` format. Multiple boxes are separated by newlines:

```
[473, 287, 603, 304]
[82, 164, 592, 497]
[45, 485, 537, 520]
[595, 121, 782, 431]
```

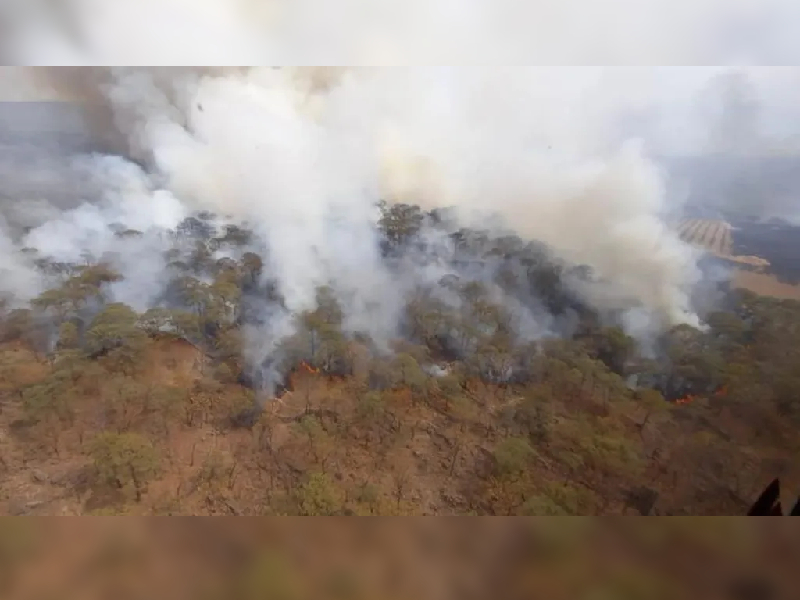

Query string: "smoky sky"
[2, 0, 800, 64]
[3, 66, 800, 224]
[0, 66, 798, 370]
[1, 6, 799, 393]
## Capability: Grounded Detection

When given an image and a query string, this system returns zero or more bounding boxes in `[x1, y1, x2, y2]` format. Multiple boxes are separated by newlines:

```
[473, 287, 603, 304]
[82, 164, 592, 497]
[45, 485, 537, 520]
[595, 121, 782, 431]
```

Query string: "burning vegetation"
[673, 385, 729, 406]
[1, 202, 799, 516]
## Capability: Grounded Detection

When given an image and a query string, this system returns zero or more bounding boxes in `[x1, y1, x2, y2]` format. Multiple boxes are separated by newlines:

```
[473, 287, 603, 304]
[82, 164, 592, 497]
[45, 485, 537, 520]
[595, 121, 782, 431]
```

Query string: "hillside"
[2, 205, 800, 516]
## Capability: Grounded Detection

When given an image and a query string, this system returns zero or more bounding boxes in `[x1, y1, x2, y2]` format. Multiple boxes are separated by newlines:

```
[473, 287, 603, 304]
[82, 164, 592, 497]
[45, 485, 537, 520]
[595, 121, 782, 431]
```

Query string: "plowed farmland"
[679, 218, 734, 256]
[679, 218, 800, 300]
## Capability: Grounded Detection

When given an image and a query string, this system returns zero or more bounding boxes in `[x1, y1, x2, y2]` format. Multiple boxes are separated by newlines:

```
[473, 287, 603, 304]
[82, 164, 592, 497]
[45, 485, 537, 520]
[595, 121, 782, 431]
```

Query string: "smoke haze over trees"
[2, 198, 800, 515]
[0, 18, 800, 515]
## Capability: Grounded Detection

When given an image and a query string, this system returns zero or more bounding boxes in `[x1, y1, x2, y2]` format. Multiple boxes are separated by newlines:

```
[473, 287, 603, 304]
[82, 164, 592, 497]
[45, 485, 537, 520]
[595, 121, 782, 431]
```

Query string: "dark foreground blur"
[1, 518, 798, 600]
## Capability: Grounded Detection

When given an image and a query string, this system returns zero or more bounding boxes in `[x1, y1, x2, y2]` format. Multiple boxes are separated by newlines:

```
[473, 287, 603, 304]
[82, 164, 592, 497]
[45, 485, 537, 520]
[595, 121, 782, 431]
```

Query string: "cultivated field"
[679, 218, 800, 300]
[679, 219, 770, 269]
[679, 218, 734, 256]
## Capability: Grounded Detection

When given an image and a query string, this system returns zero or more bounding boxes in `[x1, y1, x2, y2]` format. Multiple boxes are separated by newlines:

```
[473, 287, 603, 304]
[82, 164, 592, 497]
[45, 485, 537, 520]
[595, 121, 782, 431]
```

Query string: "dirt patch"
[733, 269, 800, 301]
[144, 336, 207, 387]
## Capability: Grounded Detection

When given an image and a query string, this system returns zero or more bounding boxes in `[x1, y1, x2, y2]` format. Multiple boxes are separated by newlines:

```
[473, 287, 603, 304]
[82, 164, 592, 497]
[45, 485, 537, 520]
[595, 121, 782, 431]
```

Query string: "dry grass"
[143, 336, 207, 387]
[1, 276, 799, 518]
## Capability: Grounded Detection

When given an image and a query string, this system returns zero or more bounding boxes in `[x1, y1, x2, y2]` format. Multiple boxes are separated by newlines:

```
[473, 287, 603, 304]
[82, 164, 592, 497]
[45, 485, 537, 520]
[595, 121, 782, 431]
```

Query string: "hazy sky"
[3, 0, 800, 64]
[0, 67, 57, 100]
[3, 66, 799, 157]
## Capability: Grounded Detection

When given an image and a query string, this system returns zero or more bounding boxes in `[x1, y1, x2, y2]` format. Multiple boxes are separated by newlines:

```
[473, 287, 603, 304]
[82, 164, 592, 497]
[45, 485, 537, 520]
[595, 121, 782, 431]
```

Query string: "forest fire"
[270, 361, 322, 401]
[299, 361, 320, 375]
[673, 386, 728, 406]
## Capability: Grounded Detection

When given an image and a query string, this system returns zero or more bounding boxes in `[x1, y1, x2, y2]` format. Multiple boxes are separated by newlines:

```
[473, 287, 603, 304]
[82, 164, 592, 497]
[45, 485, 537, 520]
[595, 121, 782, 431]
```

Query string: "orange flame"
[675, 385, 727, 405]
[298, 361, 320, 374]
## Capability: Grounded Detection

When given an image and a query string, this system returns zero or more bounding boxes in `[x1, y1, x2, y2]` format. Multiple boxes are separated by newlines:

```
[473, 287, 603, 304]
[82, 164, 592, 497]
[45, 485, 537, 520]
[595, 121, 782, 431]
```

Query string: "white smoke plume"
[1, 4, 799, 383]
[15, 67, 706, 325]
[0, 65, 702, 365]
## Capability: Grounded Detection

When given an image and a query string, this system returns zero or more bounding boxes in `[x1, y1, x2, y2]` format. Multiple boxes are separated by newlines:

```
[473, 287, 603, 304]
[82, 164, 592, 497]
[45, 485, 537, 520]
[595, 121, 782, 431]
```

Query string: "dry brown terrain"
[2, 203, 799, 519]
[2, 325, 800, 518]
[732, 270, 800, 301]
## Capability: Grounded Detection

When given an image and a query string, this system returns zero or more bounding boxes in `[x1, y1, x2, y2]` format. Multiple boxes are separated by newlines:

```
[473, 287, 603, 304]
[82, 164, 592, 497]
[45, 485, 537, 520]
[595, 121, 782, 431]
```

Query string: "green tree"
[355, 390, 387, 424]
[633, 388, 670, 439]
[99, 376, 151, 432]
[521, 482, 598, 516]
[353, 390, 392, 446]
[187, 240, 215, 273]
[296, 472, 341, 516]
[378, 202, 424, 247]
[581, 326, 636, 376]
[516, 391, 554, 444]
[146, 385, 189, 437]
[75, 264, 123, 290]
[30, 288, 73, 321]
[169, 309, 204, 345]
[86, 303, 143, 352]
[85, 303, 147, 372]
[218, 224, 253, 247]
[172, 276, 211, 316]
[493, 436, 534, 479]
[209, 277, 242, 326]
[137, 307, 174, 336]
[391, 353, 427, 390]
[294, 415, 335, 472]
[469, 341, 514, 385]
[89, 432, 160, 502]
[56, 321, 80, 350]
[447, 394, 480, 437]
[0, 308, 39, 345]
[33, 264, 122, 319]
[240, 252, 264, 289]
[404, 294, 450, 348]
[21, 371, 77, 455]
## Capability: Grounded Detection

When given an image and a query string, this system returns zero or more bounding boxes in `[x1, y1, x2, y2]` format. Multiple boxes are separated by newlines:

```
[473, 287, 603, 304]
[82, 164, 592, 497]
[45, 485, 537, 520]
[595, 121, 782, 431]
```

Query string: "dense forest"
[1, 202, 799, 516]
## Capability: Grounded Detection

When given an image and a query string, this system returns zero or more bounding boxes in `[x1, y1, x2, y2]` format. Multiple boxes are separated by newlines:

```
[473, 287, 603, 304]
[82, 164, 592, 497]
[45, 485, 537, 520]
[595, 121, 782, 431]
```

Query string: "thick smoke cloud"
[2, 4, 800, 384]
[2, 67, 708, 327]
[654, 68, 800, 224]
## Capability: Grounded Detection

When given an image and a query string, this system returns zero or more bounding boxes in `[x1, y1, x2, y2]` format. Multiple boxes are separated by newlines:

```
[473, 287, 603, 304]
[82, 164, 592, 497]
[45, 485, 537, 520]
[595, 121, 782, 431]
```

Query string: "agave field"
[678, 219, 734, 256]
